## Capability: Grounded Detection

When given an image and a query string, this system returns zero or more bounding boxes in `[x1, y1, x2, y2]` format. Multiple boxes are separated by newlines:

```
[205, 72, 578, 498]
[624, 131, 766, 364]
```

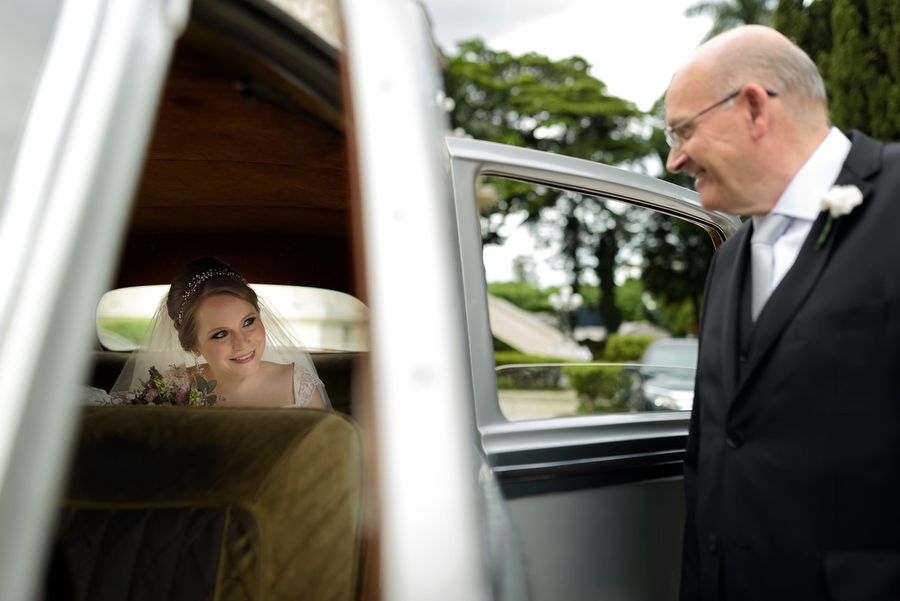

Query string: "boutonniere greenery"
[815, 184, 863, 251]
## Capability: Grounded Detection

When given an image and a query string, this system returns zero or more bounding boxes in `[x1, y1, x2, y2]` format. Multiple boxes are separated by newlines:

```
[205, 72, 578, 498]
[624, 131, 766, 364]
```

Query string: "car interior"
[49, 9, 374, 600]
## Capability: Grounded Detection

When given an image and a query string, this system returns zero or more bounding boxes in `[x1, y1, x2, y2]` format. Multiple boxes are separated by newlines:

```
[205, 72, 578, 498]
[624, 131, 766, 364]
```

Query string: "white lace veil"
[110, 289, 331, 409]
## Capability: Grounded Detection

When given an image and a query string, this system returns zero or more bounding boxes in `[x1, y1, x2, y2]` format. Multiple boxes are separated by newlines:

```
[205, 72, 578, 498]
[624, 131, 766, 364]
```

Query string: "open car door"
[447, 136, 741, 601]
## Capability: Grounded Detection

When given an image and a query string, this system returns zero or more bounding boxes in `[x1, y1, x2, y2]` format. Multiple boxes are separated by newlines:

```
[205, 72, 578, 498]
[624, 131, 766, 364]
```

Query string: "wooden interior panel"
[116, 23, 351, 290]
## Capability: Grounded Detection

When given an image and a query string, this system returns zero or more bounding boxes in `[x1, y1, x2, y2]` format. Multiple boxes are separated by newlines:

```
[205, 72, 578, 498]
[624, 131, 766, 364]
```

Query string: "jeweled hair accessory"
[176, 268, 246, 325]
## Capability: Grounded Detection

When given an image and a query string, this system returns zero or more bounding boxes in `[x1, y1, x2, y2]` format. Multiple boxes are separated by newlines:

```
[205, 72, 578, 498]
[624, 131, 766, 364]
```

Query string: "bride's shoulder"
[260, 361, 294, 377]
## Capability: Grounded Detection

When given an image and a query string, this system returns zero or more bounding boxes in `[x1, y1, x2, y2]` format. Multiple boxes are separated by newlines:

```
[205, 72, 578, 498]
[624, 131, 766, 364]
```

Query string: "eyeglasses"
[665, 88, 779, 149]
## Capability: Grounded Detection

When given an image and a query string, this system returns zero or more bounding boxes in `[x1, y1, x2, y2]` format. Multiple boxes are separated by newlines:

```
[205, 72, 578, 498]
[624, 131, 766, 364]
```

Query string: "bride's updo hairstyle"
[167, 257, 259, 352]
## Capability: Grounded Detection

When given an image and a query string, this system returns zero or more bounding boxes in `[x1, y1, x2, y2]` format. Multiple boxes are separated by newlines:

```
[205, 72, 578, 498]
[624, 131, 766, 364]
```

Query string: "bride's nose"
[232, 330, 248, 350]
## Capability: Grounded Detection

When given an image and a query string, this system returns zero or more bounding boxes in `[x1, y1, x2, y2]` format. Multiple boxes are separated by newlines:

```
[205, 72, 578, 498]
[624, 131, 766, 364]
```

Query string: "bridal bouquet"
[112, 364, 219, 406]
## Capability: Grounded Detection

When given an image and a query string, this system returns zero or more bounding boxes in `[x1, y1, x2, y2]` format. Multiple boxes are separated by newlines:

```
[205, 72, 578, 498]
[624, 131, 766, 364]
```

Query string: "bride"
[109, 257, 330, 409]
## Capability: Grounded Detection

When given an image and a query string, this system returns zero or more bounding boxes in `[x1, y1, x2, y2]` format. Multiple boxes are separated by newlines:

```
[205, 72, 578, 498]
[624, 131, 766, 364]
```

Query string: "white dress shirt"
[750, 127, 851, 294]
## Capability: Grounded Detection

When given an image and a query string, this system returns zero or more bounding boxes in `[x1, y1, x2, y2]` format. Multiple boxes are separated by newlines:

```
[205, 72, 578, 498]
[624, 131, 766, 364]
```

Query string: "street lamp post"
[548, 285, 583, 339]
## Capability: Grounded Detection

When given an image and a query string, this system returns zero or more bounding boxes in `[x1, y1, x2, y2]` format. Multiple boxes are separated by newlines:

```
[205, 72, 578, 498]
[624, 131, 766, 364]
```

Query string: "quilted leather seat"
[52, 406, 363, 600]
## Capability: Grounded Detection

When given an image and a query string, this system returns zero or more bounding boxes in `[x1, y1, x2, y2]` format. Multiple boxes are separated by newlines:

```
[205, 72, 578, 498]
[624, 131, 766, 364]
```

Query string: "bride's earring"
[193, 350, 203, 375]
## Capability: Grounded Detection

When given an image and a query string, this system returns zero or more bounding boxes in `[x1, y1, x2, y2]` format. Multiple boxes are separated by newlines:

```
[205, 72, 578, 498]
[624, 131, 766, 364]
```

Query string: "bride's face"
[193, 294, 266, 380]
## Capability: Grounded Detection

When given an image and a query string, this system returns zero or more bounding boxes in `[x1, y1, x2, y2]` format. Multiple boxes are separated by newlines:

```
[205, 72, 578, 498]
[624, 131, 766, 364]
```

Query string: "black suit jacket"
[681, 131, 900, 601]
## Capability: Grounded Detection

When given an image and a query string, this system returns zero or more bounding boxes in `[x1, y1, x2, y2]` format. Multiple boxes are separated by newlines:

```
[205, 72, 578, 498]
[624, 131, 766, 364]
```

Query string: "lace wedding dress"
[291, 362, 326, 408]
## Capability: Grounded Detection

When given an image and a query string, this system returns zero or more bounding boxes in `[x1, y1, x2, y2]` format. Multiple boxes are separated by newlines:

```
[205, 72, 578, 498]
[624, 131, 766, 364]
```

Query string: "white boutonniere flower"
[815, 184, 863, 250]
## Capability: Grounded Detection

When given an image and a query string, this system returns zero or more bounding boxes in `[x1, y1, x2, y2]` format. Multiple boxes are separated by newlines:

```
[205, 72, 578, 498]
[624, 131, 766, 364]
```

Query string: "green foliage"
[446, 39, 656, 334]
[493, 351, 571, 366]
[445, 39, 648, 162]
[776, 0, 900, 141]
[97, 317, 152, 344]
[616, 278, 653, 323]
[658, 301, 700, 338]
[488, 281, 553, 312]
[639, 214, 712, 335]
[562, 365, 630, 413]
[687, 0, 777, 40]
[639, 99, 711, 336]
[825, 0, 900, 140]
[487, 278, 657, 335]
[568, 334, 657, 413]
[492, 336, 515, 352]
[648, 95, 697, 189]
[492, 335, 658, 413]
[493, 351, 572, 390]
[774, 0, 834, 61]
[602, 334, 656, 362]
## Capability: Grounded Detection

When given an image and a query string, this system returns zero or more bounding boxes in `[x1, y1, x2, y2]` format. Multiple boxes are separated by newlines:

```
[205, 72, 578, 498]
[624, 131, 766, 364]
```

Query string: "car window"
[480, 176, 712, 420]
[642, 341, 699, 369]
[96, 284, 369, 352]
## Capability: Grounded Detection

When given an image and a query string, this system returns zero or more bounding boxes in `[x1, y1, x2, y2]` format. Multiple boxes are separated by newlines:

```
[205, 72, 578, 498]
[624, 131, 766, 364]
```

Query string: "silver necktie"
[750, 214, 791, 321]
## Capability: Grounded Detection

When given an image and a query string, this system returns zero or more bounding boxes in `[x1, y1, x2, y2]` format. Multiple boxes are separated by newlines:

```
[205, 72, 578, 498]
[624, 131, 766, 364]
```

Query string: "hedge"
[494, 334, 661, 412]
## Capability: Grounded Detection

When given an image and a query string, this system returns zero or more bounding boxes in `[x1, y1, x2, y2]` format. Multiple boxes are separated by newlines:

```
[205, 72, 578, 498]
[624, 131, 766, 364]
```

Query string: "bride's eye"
[212, 330, 228, 340]
[244, 316, 256, 327]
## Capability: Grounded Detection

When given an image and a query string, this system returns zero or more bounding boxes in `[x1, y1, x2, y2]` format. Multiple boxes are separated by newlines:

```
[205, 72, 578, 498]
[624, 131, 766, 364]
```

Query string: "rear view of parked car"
[628, 338, 699, 411]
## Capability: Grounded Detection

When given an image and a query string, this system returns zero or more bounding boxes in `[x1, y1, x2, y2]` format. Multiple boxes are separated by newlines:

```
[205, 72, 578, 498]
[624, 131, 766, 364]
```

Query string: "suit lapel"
[730, 131, 881, 402]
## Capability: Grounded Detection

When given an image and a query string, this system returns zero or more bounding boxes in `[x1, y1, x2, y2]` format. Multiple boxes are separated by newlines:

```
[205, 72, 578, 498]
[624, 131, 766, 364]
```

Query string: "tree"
[773, 0, 833, 62]
[445, 39, 652, 333]
[775, 0, 900, 141]
[487, 280, 553, 313]
[639, 215, 714, 335]
[445, 39, 648, 163]
[686, 0, 778, 40]
[631, 96, 714, 336]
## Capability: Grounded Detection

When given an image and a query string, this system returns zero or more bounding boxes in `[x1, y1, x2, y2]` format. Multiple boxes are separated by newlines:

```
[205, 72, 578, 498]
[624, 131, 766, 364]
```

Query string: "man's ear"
[743, 84, 771, 139]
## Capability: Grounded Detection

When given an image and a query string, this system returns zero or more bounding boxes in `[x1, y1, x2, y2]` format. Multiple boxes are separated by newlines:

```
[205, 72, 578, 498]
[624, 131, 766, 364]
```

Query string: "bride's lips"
[231, 350, 256, 364]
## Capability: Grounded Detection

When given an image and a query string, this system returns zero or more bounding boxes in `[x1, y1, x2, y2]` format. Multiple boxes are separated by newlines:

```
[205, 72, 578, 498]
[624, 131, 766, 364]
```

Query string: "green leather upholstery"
[55, 406, 363, 600]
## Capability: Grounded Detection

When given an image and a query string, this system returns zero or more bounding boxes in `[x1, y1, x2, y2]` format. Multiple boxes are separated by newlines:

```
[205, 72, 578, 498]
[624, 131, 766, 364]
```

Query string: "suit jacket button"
[738, 352, 748, 363]
[726, 431, 743, 449]
[708, 534, 719, 553]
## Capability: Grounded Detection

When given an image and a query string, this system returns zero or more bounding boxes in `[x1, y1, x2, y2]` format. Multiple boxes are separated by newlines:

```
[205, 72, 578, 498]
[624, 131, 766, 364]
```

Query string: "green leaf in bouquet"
[205, 395, 217, 405]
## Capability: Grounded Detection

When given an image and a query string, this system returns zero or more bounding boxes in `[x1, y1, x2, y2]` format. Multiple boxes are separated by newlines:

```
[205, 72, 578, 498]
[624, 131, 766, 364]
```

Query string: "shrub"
[562, 365, 631, 413]
[603, 334, 656, 362]
[493, 351, 572, 390]
[493, 351, 570, 366]
[493, 335, 659, 410]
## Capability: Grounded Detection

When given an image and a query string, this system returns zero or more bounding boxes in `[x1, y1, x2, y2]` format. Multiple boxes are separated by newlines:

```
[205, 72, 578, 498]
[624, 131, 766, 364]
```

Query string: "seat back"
[55, 406, 363, 600]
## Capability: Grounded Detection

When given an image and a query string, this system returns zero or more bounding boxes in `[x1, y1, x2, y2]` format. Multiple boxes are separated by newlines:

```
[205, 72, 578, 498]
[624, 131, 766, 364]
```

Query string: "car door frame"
[0, 0, 188, 599]
[447, 135, 741, 601]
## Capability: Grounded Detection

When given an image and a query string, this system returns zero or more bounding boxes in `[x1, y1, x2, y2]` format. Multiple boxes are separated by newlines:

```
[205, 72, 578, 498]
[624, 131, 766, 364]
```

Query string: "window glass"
[480, 176, 712, 420]
[96, 284, 368, 352]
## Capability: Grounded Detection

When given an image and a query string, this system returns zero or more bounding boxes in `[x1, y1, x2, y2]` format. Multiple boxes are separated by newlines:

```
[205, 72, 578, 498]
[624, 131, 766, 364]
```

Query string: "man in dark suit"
[665, 25, 900, 600]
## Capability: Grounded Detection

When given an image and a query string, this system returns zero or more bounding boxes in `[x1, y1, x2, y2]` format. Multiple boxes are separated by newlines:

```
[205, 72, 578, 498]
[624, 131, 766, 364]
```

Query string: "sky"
[418, 0, 713, 112]
[417, 0, 714, 285]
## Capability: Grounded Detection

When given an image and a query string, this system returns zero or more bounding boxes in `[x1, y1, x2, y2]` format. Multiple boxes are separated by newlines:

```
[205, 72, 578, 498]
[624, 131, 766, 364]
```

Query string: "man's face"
[665, 70, 751, 215]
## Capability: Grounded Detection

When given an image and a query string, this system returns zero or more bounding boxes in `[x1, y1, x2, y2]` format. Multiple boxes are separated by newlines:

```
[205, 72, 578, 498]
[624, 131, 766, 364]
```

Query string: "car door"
[447, 136, 741, 601]
[0, 1, 187, 599]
